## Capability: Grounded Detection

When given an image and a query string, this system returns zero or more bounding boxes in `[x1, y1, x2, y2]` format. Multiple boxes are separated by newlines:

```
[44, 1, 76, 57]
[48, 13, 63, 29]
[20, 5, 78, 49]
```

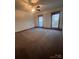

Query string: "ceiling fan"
[23, 0, 41, 12]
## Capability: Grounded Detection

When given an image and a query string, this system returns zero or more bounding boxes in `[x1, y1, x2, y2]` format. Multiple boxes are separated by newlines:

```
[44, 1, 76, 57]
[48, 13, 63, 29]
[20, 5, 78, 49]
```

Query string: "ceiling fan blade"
[23, 0, 39, 6]
[23, 0, 31, 4]
[36, 8, 40, 11]
[37, 5, 40, 8]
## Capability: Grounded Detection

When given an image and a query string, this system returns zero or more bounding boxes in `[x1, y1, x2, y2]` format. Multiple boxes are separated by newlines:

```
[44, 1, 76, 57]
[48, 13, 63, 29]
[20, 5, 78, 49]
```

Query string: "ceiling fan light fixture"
[32, 7, 36, 12]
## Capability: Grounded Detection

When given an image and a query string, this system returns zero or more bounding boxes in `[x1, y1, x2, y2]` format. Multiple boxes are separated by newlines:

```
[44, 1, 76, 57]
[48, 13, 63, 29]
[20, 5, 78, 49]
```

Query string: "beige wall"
[15, 7, 63, 32]
[15, 10, 34, 32]
[34, 7, 63, 29]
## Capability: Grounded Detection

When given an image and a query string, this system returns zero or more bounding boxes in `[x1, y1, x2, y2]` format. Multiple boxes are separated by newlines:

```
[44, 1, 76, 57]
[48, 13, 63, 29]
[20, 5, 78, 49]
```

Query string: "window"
[52, 12, 60, 28]
[38, 16, 43, 27]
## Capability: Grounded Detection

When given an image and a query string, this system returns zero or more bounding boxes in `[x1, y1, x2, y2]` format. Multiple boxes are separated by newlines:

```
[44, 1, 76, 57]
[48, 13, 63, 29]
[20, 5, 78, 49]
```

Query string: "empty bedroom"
[15, 0, 63, 59]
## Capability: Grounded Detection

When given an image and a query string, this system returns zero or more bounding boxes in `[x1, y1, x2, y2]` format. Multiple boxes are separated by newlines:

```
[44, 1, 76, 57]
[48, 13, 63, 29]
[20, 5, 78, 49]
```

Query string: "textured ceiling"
[15, 0, 63, 12]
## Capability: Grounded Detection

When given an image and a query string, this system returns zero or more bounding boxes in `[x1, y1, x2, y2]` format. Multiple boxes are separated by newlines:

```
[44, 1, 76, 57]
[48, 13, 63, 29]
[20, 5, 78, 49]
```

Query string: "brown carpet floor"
[15, 28, 63, 59]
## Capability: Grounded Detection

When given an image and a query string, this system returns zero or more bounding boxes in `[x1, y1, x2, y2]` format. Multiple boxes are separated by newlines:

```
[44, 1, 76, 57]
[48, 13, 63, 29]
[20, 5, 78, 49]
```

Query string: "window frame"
[51, 11, 60, 29]
[38, 15, 43, 27]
